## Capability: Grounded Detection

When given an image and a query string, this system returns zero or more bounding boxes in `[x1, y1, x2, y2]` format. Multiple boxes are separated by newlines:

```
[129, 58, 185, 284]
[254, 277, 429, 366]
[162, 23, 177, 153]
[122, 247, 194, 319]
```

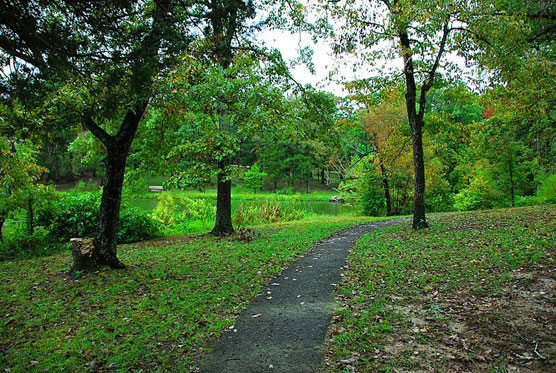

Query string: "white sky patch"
[261, 28, 349, 96]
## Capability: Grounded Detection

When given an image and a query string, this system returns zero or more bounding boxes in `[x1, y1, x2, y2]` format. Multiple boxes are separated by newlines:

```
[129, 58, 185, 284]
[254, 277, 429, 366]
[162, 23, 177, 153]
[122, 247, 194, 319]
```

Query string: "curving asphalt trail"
[199, 219, 403, 373]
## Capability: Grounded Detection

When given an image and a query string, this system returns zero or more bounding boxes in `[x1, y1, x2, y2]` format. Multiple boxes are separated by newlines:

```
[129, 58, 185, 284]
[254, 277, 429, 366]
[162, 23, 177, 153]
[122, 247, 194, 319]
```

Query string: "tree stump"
[70, 238, 97, 272]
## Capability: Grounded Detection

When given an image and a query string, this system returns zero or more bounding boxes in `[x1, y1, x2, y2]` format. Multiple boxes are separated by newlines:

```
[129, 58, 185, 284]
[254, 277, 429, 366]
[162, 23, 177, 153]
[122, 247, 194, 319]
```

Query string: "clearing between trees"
[0, 206, 554, 372]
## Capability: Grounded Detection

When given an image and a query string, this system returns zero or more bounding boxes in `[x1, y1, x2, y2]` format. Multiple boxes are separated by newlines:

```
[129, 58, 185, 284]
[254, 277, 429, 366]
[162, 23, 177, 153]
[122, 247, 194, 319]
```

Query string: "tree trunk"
[306, 174, 311, 194]
[380, 163, 392, 216]
[509, 160, 515, 207]
[410, 119, 428, 229]
[0, 215, 5, 241]
[321, 169, 325, 184]
[211, 159, 234, 236]
[536, 132, 541, 193]
[26, 199, 34, 234]
[77, 103, 147, 272]
[92, 146, 127, 269]
[398, 25, 432, 230]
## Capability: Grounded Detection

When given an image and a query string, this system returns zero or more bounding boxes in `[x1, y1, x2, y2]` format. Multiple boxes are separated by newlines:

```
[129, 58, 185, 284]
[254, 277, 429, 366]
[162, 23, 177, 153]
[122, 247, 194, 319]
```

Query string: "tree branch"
[83, 118, 112, 146]
[418, 21, 449, 121]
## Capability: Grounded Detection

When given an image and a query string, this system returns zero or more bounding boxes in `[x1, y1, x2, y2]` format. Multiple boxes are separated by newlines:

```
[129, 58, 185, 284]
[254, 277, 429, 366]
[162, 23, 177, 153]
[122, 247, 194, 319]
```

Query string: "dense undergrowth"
[325, 205, 556, 372]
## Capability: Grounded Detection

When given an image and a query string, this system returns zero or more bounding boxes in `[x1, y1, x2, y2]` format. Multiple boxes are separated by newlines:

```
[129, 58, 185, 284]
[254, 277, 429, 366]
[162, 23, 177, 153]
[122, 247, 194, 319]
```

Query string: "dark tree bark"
[76, 102, 147, 271]
[380, 163, 392, 216]
[396, 17, 449, 229]
[410, 122, 428, 228]
[0, 215, 5, 241]
[211, 159, 234, 236]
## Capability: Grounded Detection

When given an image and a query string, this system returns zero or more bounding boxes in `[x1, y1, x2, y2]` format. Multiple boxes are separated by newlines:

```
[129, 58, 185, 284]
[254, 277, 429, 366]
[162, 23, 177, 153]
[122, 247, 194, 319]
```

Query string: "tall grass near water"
[233, 199, 308, 227]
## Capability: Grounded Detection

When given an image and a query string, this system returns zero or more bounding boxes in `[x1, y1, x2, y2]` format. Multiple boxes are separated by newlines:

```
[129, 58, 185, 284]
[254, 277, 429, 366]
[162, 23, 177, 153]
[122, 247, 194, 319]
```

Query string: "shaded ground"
[325, 205, 556, 372]
[0, 217, 374, 372]
[198, 220, 404, 373]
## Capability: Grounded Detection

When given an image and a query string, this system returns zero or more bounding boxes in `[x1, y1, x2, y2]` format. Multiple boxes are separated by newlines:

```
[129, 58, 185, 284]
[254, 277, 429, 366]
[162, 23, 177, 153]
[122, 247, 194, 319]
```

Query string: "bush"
[151, 193, 216, 230]
[234, 199, 305, 226]
[453, 174, 503, 211]
[36, 192, 99, 240]
[36, 192, 160, 244]
[360, 174, 385, 216]
[538, 174, 556, 204]
[0, 227, 64, 260]
[118, 208, 161, 243]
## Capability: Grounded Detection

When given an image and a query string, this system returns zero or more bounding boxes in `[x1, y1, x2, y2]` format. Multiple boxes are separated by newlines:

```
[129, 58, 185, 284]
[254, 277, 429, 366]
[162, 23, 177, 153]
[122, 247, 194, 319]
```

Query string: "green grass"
[0, 215, 376, 372]
[324, 205, 556, 372]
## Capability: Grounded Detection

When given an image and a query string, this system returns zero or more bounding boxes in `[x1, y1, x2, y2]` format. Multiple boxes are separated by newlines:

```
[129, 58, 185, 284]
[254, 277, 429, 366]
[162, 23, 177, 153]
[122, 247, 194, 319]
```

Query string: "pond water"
[126, 198, 356, 216]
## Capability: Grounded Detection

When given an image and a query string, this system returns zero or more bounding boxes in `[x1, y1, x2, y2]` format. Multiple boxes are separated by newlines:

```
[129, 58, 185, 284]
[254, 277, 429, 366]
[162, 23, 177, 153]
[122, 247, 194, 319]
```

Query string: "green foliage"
[243, 164, 266, 193]
[538, 174, 556, 204]
[453, 171, 504, 211]
[0, 227, 63, 261]
[151, 193, 216, 231]
[233, 199, 305, 226]
[118, 208, 161, 244]
[360, 173, 386, 217]
[35, 192, 160, 245]
[123, 169, 148, 196]
[36, 192, 99, 240]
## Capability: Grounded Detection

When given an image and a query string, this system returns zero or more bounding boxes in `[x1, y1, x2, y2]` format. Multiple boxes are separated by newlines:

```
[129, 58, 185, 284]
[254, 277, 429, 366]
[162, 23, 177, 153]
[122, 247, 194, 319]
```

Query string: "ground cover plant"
[325, 205, 555, 372]
[0, 215, 375, 372]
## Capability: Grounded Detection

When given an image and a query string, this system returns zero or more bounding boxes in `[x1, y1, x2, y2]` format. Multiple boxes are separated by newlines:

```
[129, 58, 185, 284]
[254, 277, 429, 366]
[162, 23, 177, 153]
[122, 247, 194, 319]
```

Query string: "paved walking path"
[199, 219, 403, 373]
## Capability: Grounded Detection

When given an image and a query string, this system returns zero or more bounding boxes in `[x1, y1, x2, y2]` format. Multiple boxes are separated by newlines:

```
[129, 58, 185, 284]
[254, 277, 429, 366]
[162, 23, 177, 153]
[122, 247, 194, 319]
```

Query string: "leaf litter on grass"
[0, 216, 375, 372]
[325, 205, 555, 372]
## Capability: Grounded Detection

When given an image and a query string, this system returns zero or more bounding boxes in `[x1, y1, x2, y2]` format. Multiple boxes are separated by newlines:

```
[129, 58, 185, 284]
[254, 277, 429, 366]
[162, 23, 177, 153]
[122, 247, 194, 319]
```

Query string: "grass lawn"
[325, 205, 556, 372]
[0, 215, 375, 372]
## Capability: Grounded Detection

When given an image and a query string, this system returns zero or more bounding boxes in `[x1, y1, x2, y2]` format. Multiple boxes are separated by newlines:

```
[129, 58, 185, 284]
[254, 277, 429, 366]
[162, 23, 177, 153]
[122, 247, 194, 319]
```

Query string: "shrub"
[36, 192, 99, 240]
[538, 174, 556, 203]
[244, 164, 266, 193]
[36, 192, 160, 243]
[151, 193, 216, 230]
[360, 174, 385, 216]
[233, 199, 305, 226]
[118, 208, 161, 243]
[453, 174, 503, 211]
[0, 227, 64, 260]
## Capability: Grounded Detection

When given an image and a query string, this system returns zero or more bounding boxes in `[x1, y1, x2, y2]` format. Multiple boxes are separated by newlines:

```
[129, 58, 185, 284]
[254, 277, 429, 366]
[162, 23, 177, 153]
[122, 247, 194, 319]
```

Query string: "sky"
[260, 24, 481, 98]
[261, 28, 351, 97]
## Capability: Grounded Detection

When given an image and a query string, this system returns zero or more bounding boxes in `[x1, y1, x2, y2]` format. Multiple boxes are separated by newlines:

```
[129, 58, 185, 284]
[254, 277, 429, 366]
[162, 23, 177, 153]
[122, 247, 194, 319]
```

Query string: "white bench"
[148, 185, 164, 193]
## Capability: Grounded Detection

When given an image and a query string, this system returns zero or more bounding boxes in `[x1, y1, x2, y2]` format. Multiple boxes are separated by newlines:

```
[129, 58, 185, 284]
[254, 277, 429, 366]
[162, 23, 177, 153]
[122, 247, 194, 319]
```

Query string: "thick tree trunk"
[380, 163, 392, 216]
[92, 147, 128, 269]
[410, 120, 428, 229]
[75, 103, 146, 272]
[211, 159, 234, 236]
[306, 174, 311, 194]
[321, 169, 325, 184]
